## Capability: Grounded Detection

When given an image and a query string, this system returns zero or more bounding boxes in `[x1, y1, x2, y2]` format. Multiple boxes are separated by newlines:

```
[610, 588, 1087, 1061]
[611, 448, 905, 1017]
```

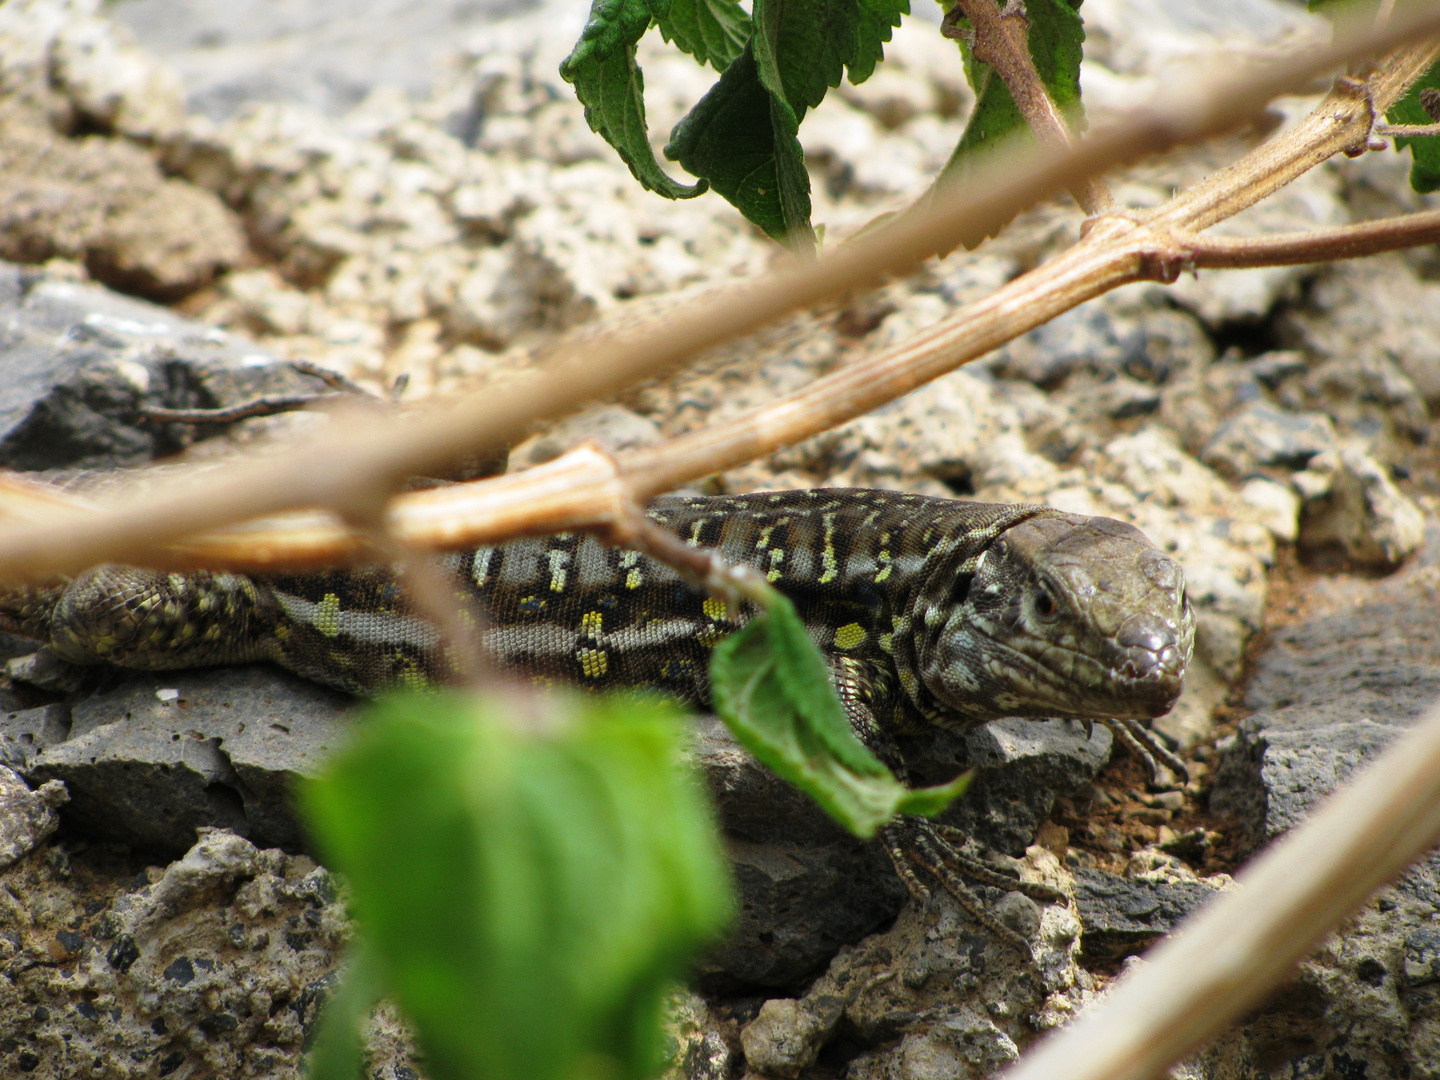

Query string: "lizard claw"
[1101, 716, 1191, 786]
[881, 816, 1065, 954]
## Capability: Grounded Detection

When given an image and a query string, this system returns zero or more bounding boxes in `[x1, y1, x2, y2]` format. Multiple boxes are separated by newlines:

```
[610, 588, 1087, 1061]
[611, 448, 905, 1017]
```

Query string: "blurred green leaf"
[709, 582, 971, 837]
[303, 692, 733, 1080]
[561, 0, 709, 198]
[666, 44, 816, 248]
[657, 0, 751, 71]
[307, 946, 382, 1080]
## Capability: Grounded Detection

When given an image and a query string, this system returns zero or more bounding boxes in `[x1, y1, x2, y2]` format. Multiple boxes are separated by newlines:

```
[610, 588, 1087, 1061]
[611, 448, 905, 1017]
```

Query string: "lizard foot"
[880, 816, 1065, 954]
[1100, 716, 1190, 785]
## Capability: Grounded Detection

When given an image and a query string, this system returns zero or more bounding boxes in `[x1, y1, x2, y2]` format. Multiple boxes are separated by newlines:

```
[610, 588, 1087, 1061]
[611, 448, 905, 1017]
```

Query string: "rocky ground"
[2, 0, 1440, 1077]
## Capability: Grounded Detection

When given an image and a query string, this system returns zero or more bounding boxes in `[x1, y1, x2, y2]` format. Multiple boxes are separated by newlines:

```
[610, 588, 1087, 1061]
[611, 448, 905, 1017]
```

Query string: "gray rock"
[730, 880, 1086, 1080]
[22, 685, 1112, 992]
[987, 301, 1212, 391]
[0, 703, 71, 770]
[22, 665, 355, 854]
[1199, 403, 1338, 479]
[0, 260, 335, 471]
[112, 0, 550, 120]
[1296, 447, 1425, 568]
[694, 715, 1112, 989]
[1200, 522, 1440, 1078]
[1071, 867, 1220, 961]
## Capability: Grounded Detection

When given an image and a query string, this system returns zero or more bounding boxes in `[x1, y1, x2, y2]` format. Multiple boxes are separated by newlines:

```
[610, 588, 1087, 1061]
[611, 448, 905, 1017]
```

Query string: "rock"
[1277, 253, 1440, 411]
[0, 260, 336, 471]
[0, 828, 396, 1079]
[1200, 403, 1338, 479]
[754, 856, 1087, 1080]
[1296, 447, 1425, 568]
[1071, 867, 1221, 961]
[742, 996, 843, 1077]
[507, 403, 662, 469]
[0, 99, 245, 299]
[1238, 476, 1301, 543]
[1193, 521, 1440, 1079]
[987, 298, 1213, 390]
[0, 765, 67, 869]
[22, 666, 356, 855]
[0, 703, 71, 770]
[695, 714, 1111, 989]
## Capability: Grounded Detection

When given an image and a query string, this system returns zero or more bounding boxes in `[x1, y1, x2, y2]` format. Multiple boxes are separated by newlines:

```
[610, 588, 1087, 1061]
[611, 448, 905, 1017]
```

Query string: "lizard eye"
[1034, 586, 1056, 618]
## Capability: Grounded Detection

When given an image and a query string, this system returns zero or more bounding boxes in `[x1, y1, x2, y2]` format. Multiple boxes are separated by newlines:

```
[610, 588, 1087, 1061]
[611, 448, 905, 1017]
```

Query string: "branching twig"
[1163, 207, 1440, 271]
[0, 11, 1438, 580]
[945, 0, 1115, 214]
[141, 394, 347, 425]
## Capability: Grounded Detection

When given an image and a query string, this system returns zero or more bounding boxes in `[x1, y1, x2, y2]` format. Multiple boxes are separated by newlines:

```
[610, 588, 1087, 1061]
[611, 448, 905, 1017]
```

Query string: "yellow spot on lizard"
[702, 597, 728, 621]
[834, 622, 867, 649]
[875, 550, 893, 584]
[818, 515, 838, 584]
[578, 648, 609, 678]
[767, 549, 785, 582]
[581, 610, 603, 637]
[626, 568, 643, 589]
[315, 593, 342, 638]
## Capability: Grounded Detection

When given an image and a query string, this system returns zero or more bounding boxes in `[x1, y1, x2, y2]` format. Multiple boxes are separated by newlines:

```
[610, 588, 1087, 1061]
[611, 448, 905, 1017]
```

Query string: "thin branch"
[947, 0, 1115, 214]
[0, 10, 1439, 580]
[1162, 207, 1440, 272]
[1376, 121, 1440, 138]
[999, 698, 1440, 1080]
[140, 394, 347, 424]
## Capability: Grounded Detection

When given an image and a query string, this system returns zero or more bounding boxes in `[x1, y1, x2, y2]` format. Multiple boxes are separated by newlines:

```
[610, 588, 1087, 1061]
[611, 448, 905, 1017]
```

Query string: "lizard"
[0, 487, 1195, 948]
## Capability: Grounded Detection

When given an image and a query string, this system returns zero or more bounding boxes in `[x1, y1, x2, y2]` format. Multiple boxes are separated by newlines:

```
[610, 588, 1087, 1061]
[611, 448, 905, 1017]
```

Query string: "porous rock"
[0, 765, 67, 869]
[1200, 523, 1440, 1080]
[1295, 446, 1425, 568]
[22, 665, 354, 855]
[0, 101, 244, 299]
[0, 828, 391, 1080]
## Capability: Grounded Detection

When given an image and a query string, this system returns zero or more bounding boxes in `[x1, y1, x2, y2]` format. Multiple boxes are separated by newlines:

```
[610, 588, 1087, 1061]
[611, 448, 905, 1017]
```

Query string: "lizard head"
[917, 512, 1194, 725]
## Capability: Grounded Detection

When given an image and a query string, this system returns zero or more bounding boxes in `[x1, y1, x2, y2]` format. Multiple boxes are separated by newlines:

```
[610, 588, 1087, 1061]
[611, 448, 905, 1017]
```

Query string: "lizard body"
[0, 488, 1195, 946]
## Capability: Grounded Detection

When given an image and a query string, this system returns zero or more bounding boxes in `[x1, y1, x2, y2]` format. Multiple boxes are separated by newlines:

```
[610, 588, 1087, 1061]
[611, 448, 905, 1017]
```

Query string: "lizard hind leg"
[881, 815, 1064, 955]
[45, 566, 277, 672]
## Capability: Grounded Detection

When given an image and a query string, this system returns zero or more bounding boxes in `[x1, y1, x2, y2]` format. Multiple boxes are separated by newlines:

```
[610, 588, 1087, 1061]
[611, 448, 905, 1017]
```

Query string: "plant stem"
[947, 0, 1115, 215]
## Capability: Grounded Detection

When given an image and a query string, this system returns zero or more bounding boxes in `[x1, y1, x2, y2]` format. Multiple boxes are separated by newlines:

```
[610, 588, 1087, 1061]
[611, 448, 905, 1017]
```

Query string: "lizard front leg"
[830, 658, 1063, 953]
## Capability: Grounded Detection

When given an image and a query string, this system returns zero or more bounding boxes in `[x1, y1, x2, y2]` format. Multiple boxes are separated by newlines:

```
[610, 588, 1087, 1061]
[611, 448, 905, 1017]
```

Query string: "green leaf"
[936, 0, 1086, 233]
[657, 0, 751, 72]
[752, 0, 859, 116]
[709, 583, 972, 837]
[851, 0, 909, 85]
[302, 692, 733, 1080]
[666, 44, 817, 249]
[561, 0, 709, 199]
[1387, 58, 1440, 194]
